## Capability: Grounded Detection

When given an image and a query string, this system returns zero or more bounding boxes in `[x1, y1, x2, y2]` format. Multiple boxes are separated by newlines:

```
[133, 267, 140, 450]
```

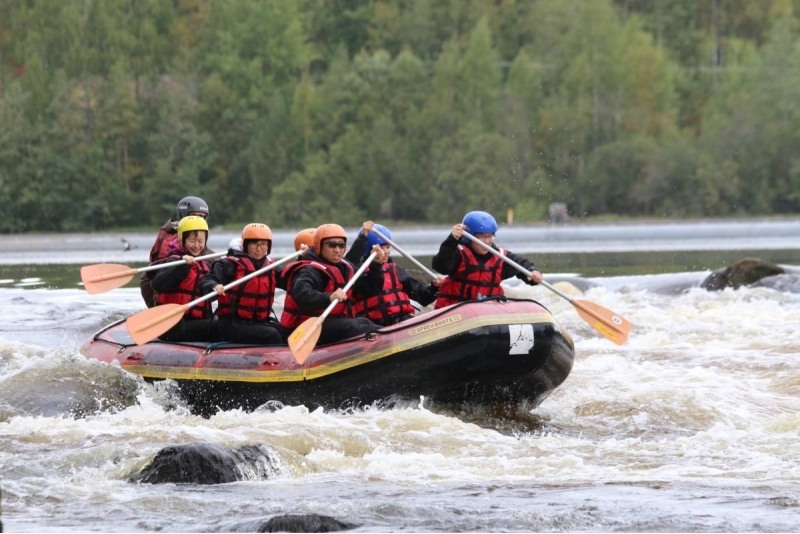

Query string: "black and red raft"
[80, 297, 575, 416]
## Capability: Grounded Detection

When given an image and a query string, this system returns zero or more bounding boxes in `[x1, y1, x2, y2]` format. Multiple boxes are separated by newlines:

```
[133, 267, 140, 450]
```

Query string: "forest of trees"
[2, 0, 800, 232]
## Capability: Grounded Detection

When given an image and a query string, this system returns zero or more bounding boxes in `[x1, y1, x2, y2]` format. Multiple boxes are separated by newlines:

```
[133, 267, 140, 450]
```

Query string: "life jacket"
[280, 258, 355, 330]
[149, 222, 178, 262]
[155, 256, 212, 319]
[216, 254, 276, 321]
[352, 261, 415, 323]
[434, 245, 507, 309]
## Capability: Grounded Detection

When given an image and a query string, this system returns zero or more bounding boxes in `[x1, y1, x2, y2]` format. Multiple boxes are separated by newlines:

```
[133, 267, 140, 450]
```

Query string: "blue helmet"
[462, 211, 497, 237]
[364, 224, 391, 257]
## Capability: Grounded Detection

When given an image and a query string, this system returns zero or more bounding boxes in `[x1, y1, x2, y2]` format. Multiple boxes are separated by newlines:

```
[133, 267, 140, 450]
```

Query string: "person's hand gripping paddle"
[80, 252, 226, 295]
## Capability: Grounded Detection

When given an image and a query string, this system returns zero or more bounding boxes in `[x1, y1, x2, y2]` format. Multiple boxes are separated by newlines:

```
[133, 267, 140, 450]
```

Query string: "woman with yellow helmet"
[150, 215, 219, 342]
[140, 195, 211, 308]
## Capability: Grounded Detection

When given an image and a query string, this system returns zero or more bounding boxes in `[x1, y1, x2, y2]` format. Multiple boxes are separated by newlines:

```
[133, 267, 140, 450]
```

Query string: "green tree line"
[1, 0, 800, 232]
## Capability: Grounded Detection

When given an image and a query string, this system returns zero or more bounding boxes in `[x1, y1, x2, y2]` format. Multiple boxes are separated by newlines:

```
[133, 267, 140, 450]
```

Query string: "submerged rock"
[255, 514, 356, 533]
[700, 257, 785, 291]
[0, 358, 140, 418]
[130, 442, 283, 484]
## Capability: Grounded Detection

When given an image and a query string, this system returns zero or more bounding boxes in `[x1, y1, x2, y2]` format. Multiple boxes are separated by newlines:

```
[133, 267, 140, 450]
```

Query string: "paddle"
[125, 250, 303, 345]
[461, 230, 631, 345]
[80, 251, 226, 295]
[370, 227, 440, 281]
[289, 251, 378, 364]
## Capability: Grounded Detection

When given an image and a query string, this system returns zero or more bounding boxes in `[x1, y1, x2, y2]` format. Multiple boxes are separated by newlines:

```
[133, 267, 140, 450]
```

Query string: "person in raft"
[150, 215, 218, 342]
[200, 223, 285, 345]
[280, 223, 385, 344]
[293, 227, 316, 253]
[431, 210, 542, 309]
[344, 221, 442, 326]
[140, 195, 212, 308]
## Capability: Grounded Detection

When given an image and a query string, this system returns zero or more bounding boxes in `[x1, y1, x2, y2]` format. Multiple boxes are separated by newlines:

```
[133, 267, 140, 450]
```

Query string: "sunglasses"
[324, 241, 347, 250]
[249, 241, 270, 248]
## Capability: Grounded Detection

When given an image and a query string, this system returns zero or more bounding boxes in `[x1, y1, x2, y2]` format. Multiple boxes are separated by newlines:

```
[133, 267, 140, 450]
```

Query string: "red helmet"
[313, 223, 347, 254]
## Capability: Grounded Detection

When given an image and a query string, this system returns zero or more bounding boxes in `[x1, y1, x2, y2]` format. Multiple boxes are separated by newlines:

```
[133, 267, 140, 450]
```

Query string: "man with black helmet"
[139, 196, 211, 308]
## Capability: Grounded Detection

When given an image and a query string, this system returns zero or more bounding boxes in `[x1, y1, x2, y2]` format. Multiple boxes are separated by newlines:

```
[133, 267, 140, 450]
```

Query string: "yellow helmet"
[294, 228, 316, 251]
[242, 223, 272, 253]
[178, 215, 209, 243]
[313, 223, 347, 254]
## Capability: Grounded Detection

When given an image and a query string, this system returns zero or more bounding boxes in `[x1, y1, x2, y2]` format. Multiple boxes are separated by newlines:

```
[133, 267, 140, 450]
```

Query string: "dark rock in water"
[0, 360, 140, 419]
[256, 514, 356, 533]
[700, 257, 785, 291]
[130, 443, 282, 484]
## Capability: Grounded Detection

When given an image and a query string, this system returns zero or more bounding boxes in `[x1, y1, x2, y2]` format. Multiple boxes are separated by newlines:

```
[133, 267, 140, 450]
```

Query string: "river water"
[1, 220, 800, 532]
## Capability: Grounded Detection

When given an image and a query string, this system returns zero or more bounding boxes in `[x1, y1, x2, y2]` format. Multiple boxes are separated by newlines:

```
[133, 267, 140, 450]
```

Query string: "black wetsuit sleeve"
[151, 262, 191, 293]
[351, 260, 385, 298]
[503, 250, 538, 285]
[198, 258, 237, 294]
[291, 268, 334, 311]
[397, 264, 438, 306]
[431, 234, 461, 275]
[344, 233, 368, 265]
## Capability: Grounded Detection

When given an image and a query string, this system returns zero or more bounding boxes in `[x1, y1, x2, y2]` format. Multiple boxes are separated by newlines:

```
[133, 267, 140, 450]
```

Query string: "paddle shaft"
[85, 251, 227, 283]
[318, 251, 378, 320]
[460, 231, 569, 299]
[461, 230, 630, 342]
[139, 251, 226, 275]
[462, 230, 585, 299]
[369, 227, 439, 281]
[185, 250, 303, 309]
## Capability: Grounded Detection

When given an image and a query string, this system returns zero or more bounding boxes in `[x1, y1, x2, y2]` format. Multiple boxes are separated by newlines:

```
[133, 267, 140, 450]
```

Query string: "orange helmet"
[242, 223, 272, 253]
[294, 228, 316, 251]
[313, 223, 347, 254]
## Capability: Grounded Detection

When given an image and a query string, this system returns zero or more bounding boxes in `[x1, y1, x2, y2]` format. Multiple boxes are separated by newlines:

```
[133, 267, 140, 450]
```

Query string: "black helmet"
[176, 196, 209, 220]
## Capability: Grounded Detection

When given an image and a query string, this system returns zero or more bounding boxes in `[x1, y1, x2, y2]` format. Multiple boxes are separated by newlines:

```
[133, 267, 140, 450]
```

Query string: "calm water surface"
[1, 221, 799, 532]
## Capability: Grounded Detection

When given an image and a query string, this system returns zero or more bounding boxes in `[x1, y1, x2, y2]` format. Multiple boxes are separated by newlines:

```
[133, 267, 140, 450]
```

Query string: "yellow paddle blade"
[288, 316, 324, 364]
[80, 264, 138, 294]
[573, 299, 631, 345]
[125, 303, 188, 345]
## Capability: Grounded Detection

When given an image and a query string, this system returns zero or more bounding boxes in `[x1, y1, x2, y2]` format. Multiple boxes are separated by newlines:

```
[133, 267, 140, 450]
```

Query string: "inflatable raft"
[80, 297, 574, 416]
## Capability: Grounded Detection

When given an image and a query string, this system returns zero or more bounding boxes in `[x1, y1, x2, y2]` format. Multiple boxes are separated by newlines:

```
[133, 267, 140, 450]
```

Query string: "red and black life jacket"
[149, 225, 178, 263]
[155, 256, 212, 319]
[217, 255, 276, 321]
[434, 245, 507, 309]
[352, 262, 415, 323]
[280, 259, 355, 330]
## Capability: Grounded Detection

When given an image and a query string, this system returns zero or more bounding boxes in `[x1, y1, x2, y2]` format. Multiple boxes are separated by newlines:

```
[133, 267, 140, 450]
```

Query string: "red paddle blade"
[80, 264, 137, 294]
[288, 316, 324, 364]
[125, 304, 187, 345]
[573, 299, 631, 345]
